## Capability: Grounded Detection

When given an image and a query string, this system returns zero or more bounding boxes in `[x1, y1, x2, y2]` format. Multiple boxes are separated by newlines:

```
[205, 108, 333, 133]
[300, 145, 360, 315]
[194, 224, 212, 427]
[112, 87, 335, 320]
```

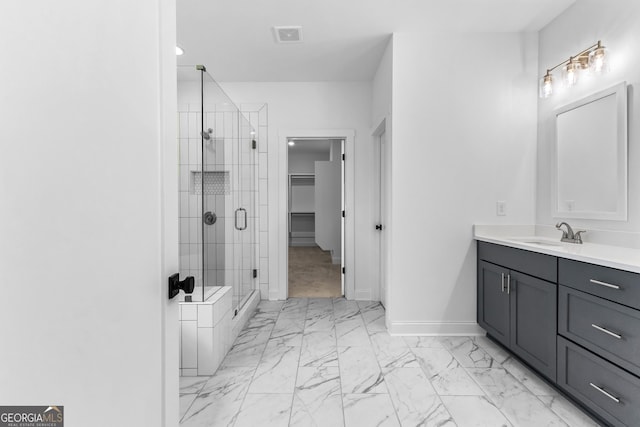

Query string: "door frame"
[372, 116, 392, 317]
[160, 0, 179, 424]
[278, 129, 355, 300]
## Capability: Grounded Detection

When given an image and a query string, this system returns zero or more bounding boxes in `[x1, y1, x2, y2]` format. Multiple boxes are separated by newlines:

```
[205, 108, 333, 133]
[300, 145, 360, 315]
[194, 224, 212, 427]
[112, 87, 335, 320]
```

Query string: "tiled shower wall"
[177, 103, 269, 302]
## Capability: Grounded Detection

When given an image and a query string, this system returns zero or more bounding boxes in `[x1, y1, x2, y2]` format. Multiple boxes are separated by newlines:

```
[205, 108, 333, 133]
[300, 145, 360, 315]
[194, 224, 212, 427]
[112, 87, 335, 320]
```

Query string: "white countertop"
[473, 225, 640, 274]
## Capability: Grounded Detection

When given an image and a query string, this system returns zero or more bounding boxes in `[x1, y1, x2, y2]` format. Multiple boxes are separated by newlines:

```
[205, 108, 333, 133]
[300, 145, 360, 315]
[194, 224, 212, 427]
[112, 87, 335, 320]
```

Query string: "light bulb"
[539, 72, 554, 98]
[589, 44, 608, 74]
[562, 59, 580, 87]
[176, 46, 184, 56]
[288, 141, 295, 146]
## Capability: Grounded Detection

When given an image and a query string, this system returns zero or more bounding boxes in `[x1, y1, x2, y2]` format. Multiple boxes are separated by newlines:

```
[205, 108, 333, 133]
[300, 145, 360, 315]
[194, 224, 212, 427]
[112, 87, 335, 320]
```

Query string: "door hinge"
[252, 269, 258, 278]
[342, 267, 345, 274]
[342, 210, 345, 218]
[342, 153, 345, 161]
[252, 139, 257, 149]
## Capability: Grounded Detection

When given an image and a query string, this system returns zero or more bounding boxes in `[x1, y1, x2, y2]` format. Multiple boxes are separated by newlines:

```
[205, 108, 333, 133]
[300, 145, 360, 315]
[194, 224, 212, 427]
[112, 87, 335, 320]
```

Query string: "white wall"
[372, 37, 393, 126]
[220, 82, 374, 299]
[536, 0, 640, 241]
[388, 32, 538, 334]
[0, 1, 178, 425]
[289, 149, 329, 173]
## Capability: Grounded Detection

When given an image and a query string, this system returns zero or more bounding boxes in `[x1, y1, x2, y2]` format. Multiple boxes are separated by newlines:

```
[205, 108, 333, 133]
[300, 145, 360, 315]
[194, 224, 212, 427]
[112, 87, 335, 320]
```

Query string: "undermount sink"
[507, 237, 567, 250]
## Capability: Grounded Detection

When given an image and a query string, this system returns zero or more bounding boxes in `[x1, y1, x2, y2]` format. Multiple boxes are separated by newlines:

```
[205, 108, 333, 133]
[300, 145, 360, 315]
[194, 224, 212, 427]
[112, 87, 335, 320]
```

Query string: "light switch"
[496, 201, 507, 216]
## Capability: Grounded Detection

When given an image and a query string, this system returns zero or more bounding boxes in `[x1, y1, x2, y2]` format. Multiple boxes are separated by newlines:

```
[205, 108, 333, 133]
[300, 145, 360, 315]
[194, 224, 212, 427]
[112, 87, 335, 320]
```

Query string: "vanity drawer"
[478, 241, 557, 282]
[559, 285, 640, 378]
[558, 336, 640, 427]
[559, 259, 640, 310]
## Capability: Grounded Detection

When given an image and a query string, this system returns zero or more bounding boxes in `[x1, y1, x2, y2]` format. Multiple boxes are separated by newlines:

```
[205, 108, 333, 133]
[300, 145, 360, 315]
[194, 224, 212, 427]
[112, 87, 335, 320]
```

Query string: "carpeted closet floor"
[288, 246, 342, 298]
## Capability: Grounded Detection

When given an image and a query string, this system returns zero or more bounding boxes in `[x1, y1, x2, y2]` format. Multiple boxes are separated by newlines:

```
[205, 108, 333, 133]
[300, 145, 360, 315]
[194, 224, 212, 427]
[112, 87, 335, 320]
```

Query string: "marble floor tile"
[440, 395, 512, 427]
[180, 376, 209, 395]
[438, 336, 498, 368]
[336, 317, 371, 347]
[333, 299, 360, 321]
[274, 316, 306, 334]
[358, 301, 385, 323]
[501, 357, 558, 396]
[307, 298, 334, 311]
[180, 366, 254, 426]
[179, 377, 208, 420]
[248, 343, 300, 394]
[343, 394, 400, 427]
[338, 346, 387, 394]
[412, 347, 485, 396]
[538, 395, 599, 427]
[299, 330, 338, 367]
[269, 329, 304, 347]
[235, 393, 293, 427]
[383, 367, 455, 426]
[290, 367, 343, 427]
[180, 301, 598, 427]
[468, 367, 568, 427]
[304, 309, 335, 331]
[370, 331, 419, 368]
[402, 336, 447, 349]
[221, 341, 266, 368]
[179, 393, 197, 421]
[256, 300, 285, 312]
[473, 335, 511, 364]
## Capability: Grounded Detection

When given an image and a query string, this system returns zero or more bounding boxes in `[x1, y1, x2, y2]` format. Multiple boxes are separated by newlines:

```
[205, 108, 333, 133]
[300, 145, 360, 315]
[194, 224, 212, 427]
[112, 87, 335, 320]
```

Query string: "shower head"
[201, 128, 213, 140]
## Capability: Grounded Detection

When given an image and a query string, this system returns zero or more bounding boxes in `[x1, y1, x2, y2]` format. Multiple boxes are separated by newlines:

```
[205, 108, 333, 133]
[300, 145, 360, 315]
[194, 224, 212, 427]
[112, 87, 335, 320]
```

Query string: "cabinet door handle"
[506, 274, 511, 294]
[590, 279, 620, 290]
[591, 324, 623, 339]
[589, 383, 621, 403]
[501, 273, 505, 293]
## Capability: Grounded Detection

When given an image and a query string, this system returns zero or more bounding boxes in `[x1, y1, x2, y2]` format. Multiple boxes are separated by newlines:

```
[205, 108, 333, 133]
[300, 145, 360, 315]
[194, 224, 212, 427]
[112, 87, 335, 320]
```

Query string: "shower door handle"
[235, 208, 247, 231]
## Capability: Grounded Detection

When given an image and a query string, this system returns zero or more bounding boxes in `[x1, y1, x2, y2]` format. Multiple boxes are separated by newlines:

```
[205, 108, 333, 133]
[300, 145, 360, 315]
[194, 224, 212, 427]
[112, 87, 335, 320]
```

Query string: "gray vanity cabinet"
[477, 242, 558, 380]
[509, 271, 557, 380]
[477, 260, 510, 347]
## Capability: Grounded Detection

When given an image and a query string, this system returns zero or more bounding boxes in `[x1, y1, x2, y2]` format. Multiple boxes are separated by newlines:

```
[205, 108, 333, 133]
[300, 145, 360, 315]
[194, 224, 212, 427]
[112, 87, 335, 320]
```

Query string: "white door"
[378, 130, 388, 307]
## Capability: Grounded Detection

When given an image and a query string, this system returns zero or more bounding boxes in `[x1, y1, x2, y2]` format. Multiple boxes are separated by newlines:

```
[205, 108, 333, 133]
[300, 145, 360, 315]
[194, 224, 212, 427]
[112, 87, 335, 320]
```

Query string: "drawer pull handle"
[590, 279, 621, 290]
[591, 324, 622, 339]
[507, 274, 511, 294]
[589, 383, 621, 403]
[501, 273, 505, 293]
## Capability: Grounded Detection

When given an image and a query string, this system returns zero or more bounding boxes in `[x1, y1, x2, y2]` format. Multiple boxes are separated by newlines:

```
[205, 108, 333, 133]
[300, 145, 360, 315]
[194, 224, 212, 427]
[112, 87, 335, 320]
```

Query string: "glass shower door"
[200, 69, 257, 313]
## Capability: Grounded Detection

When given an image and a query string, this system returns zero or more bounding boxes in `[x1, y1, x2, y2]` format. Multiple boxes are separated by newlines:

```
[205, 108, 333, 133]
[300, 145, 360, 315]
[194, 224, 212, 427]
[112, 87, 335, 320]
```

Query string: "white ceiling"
[177, 0, 575, 82]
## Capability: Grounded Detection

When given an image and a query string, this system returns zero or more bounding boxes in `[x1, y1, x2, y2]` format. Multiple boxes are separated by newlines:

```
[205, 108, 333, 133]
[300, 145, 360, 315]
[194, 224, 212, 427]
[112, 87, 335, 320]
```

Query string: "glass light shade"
[539, 73, 554, 98]
[589, 46, 608, 74]
[176, 46, 184, 56]
[562, 60, 581, 87]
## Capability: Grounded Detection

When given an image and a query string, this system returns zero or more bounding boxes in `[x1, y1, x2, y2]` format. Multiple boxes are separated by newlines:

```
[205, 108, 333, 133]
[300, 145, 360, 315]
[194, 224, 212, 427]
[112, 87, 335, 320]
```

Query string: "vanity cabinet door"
[510, 271, 557, 381]
[478, 261, 510, 347]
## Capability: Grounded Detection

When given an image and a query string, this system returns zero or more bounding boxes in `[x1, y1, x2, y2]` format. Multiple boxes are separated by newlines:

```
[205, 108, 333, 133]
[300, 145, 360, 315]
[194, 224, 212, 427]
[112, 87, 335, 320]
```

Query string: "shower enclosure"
[177, 65, 257, 313]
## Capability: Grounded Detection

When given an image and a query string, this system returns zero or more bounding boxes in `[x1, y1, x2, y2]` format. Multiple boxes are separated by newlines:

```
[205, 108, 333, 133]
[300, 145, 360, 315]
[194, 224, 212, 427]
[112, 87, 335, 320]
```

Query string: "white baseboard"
[388, 321, 484, 336]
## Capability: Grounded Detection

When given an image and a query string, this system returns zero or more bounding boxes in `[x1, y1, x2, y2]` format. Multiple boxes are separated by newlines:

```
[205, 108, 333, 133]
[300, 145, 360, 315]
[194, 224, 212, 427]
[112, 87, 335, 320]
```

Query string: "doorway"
[287, 138, 344, 298]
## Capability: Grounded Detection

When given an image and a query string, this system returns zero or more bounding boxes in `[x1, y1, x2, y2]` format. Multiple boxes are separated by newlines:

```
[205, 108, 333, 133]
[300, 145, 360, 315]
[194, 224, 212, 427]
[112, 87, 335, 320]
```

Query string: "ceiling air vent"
[273, 26, 303, 43]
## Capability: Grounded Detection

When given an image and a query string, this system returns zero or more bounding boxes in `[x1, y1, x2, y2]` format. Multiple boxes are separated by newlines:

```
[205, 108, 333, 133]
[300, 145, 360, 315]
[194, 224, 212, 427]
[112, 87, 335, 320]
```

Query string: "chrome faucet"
[556, 222, 586, 244]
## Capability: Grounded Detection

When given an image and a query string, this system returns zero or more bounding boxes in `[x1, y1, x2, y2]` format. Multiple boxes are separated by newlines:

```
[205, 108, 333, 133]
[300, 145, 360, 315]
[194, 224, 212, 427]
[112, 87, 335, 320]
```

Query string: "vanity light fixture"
[539, 41, 608, 99]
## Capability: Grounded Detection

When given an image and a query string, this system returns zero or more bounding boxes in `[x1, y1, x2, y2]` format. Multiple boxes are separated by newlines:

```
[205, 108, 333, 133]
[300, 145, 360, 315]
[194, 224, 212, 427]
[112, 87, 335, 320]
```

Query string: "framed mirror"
[552, 82, 628, 220]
